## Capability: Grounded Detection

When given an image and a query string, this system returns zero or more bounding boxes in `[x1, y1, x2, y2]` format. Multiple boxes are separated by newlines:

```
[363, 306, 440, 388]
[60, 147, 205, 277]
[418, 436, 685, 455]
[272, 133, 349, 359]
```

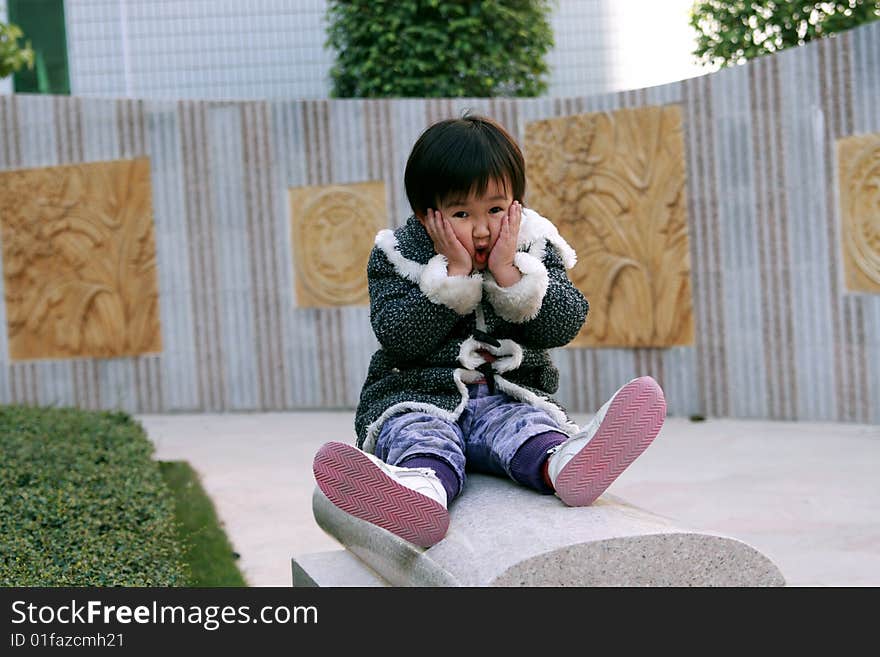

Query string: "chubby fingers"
[498, 201, 521, 241]
[430, 209, 459, 245]
[421, 208, 441, 240]
[425, 207, 439, 227]
[418, 208, 430, 229]
[424, 208, 463, 252]
[509, 200, 522, 233]
[440, 212, 460, 241]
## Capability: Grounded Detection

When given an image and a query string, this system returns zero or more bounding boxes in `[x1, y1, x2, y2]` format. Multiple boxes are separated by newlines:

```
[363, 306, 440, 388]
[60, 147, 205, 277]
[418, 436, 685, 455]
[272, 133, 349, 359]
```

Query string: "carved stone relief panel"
[838, 132, 880, 294]
[524, 105, 694, 347]
[0, 158, 162, 360]
[289, 182, 386, 307]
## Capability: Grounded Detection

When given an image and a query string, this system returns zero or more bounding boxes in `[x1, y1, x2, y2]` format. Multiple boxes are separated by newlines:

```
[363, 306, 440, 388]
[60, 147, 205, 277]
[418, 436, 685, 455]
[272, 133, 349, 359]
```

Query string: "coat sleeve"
[368, 246, 482, 360]
[482, 242, 588, 349]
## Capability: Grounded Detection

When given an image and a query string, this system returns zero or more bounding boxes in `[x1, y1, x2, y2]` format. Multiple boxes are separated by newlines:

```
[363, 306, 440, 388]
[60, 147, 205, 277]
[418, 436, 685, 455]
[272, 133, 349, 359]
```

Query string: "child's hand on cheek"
[419, 209, 473, 277]
[488, 201, 523, 287]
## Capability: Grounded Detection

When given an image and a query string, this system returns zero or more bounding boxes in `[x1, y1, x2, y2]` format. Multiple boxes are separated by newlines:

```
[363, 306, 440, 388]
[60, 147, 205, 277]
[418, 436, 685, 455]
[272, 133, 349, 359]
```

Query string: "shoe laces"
[400, 466, 438, 480]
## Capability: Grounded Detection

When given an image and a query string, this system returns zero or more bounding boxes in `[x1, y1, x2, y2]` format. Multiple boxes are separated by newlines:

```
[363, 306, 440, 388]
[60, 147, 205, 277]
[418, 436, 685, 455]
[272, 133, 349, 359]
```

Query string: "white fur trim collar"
[518, 207, 578, 269]
[375, 229, 425, 283]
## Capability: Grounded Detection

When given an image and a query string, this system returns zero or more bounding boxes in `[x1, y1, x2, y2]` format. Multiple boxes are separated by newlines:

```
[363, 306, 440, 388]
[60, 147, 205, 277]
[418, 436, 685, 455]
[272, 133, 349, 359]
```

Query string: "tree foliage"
[690, 1, 880, 68]
[325, 0, 554, 97]
[0, 21, 34, 80]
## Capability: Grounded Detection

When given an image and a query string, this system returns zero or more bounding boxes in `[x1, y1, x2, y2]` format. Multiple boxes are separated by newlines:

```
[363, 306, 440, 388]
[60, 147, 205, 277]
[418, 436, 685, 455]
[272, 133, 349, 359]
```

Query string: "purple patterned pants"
[374, 383, 567, 497]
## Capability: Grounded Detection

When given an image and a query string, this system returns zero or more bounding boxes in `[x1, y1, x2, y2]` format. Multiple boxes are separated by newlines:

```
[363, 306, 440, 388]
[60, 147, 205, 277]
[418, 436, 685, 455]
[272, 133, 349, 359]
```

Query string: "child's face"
[436, 178, 513, 271]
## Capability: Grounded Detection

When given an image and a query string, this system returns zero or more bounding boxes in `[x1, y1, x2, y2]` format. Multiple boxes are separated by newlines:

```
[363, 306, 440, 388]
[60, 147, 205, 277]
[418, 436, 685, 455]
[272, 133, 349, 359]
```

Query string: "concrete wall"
[0, 21, 878, 424]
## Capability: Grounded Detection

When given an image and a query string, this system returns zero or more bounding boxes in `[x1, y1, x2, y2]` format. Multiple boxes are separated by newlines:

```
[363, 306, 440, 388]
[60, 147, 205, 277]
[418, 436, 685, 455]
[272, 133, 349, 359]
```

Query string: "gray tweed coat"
[354, 207, 589, 453]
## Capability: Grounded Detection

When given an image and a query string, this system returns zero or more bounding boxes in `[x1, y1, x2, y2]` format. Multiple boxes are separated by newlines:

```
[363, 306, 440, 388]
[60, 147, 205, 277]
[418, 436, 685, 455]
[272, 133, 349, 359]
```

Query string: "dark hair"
[404, 114, 526, 218]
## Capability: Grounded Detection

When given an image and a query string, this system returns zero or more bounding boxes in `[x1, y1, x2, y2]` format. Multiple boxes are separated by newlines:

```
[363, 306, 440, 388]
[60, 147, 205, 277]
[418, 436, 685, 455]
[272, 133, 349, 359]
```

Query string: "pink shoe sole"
[312, 441, 449, 548]
[555, 377, 666, 507]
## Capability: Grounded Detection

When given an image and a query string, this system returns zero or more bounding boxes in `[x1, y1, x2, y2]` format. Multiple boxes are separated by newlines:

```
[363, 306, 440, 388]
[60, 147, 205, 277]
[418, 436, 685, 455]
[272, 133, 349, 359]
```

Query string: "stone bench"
[292, 473, 785, 587]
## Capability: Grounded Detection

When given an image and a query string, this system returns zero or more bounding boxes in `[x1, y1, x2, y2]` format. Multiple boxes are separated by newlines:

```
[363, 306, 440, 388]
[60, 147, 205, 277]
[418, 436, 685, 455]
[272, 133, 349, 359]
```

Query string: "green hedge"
[0, 405, 188, 586]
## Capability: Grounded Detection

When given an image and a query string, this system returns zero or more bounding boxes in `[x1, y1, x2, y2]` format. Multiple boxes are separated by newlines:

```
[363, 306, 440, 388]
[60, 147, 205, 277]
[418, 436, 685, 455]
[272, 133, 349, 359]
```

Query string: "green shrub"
[0, 405, 188, 586]
[326, 0, 554, 97]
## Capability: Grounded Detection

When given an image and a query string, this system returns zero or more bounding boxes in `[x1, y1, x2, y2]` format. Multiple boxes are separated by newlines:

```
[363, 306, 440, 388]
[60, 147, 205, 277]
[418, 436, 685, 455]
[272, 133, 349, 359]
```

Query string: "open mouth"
[474, 246, 489, 265]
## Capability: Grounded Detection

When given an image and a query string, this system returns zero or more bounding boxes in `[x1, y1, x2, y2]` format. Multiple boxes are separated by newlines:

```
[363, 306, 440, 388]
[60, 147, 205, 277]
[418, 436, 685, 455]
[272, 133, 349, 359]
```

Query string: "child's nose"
[474, 217, 491, 238]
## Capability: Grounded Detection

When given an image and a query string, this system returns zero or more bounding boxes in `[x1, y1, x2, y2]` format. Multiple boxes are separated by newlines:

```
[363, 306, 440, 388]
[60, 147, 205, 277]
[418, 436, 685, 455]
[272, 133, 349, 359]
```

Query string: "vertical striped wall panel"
[0, 22, 878, 424]
[851, 25, 880, 423]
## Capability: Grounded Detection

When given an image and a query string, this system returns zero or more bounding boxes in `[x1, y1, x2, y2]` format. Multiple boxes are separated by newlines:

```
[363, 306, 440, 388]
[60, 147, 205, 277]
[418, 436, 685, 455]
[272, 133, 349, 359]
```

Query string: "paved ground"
[140, 411, 880, 587]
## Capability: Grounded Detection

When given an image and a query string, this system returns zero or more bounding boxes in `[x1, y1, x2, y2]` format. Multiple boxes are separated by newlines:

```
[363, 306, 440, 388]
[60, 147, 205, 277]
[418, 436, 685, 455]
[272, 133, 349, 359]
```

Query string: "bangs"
[404, 115, 526, 216]
[433, 135, 514, 207]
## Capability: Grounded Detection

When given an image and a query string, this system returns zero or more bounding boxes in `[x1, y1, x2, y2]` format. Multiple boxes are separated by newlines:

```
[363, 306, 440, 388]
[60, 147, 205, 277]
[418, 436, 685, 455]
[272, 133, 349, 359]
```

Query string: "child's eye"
[452, 211, 469, 218]
[489, 207, 504, 214]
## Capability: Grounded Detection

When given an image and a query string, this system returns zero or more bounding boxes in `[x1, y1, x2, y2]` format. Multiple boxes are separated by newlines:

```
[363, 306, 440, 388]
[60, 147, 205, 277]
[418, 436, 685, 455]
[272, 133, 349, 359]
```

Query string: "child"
[313, 113, 666, 548]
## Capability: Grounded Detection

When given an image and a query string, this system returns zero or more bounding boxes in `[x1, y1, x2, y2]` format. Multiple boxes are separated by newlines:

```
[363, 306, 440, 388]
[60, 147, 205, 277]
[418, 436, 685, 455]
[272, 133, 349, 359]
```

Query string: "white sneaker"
[546, 376, 666, 507]
[313, 441, 449, 547]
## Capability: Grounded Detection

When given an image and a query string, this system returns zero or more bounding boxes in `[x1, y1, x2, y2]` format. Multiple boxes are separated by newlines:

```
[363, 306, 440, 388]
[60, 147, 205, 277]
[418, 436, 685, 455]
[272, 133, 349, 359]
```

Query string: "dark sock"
[399, 455, 460, 503]
[509, 431, 568, 493]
